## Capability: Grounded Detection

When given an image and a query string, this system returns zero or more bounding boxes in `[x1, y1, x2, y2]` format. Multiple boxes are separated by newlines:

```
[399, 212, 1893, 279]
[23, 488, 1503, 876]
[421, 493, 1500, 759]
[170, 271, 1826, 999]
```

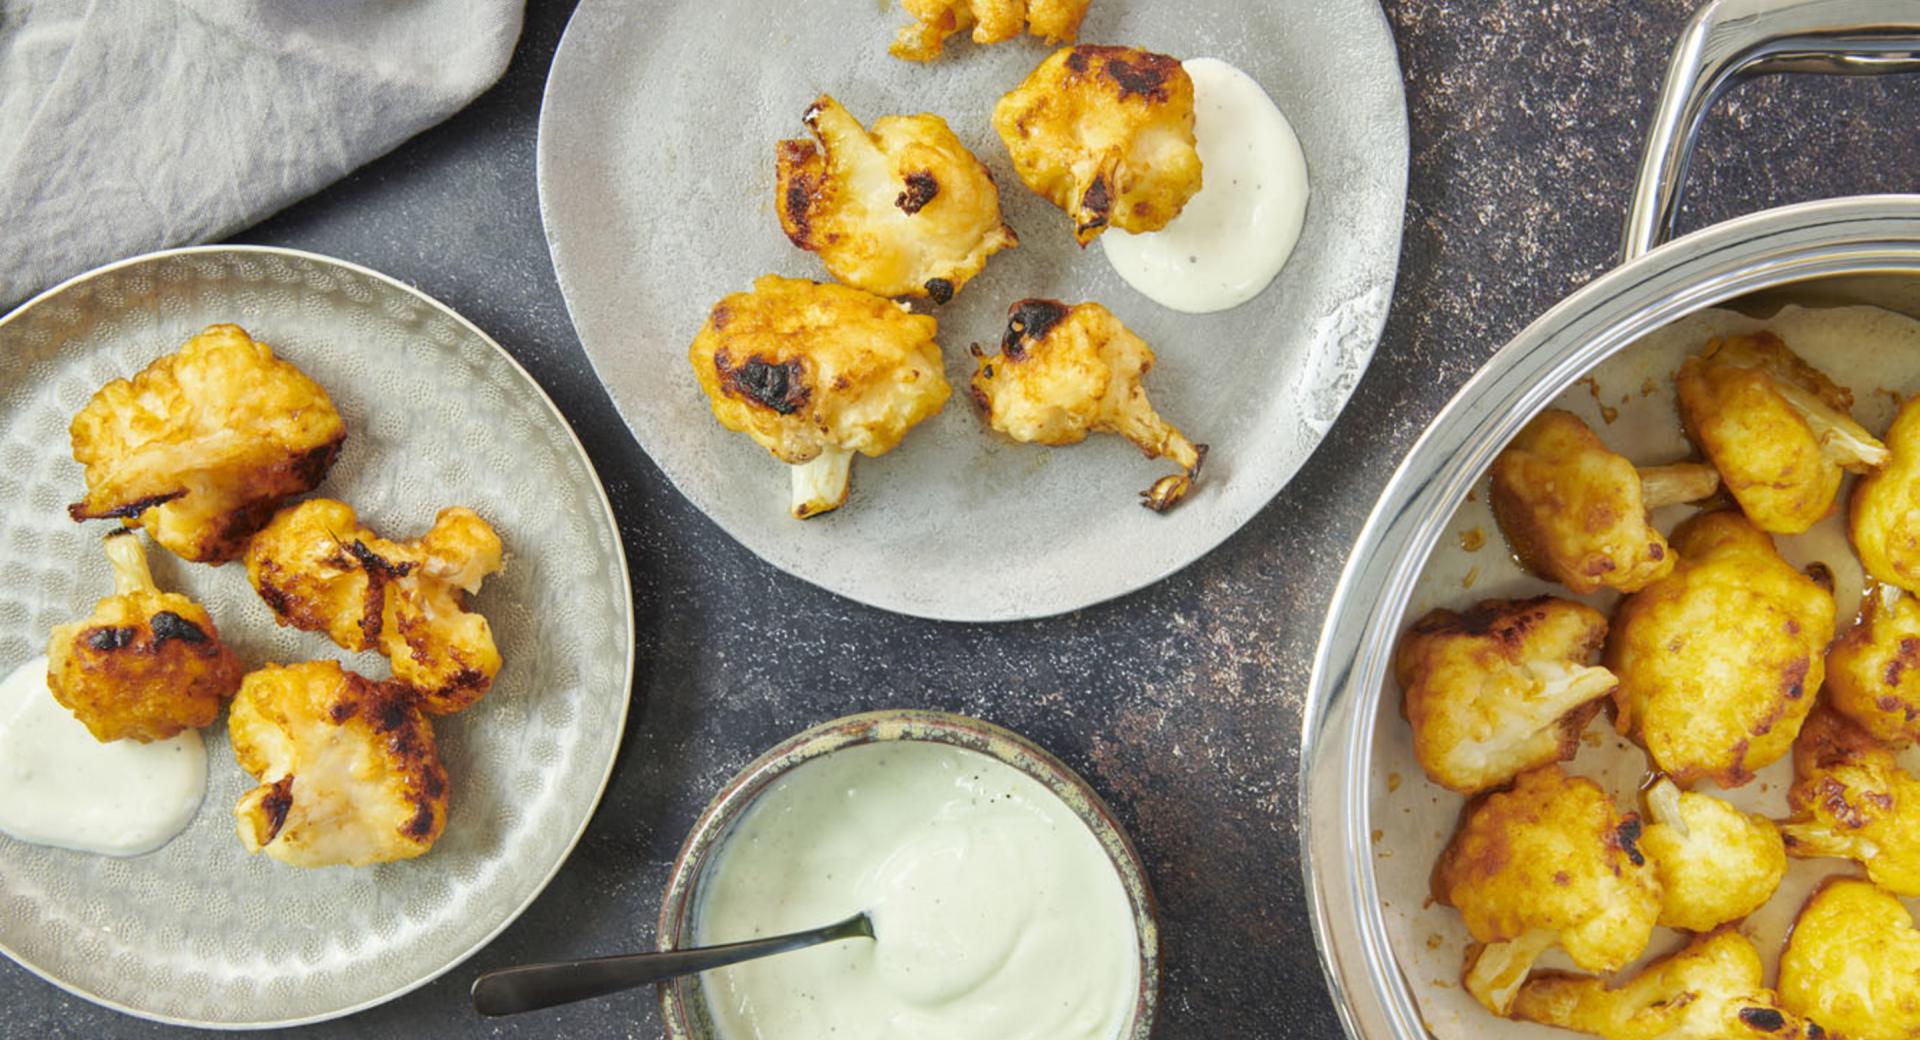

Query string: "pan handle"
[1623, 0, 1920, 261]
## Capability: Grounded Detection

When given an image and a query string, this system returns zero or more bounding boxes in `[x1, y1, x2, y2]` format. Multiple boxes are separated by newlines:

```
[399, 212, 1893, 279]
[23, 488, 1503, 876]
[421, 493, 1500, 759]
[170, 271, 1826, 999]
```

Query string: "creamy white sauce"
[696, 740, 1139, 1040]
[0, 656, 206, 857]
[1102, 57, 1310, 313]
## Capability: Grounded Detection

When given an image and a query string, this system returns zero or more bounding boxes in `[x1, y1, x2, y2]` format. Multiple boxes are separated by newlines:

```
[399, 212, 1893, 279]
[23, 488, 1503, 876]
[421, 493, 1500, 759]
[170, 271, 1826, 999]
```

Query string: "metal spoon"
[470, 912, 874, 1016]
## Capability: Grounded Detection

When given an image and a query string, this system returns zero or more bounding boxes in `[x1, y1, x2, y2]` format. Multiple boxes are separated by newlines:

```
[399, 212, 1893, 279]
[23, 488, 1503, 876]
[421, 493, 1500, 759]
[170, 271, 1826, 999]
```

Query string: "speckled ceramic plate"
[538, 0, 1407, 621]
[0, 247, 632, 1028]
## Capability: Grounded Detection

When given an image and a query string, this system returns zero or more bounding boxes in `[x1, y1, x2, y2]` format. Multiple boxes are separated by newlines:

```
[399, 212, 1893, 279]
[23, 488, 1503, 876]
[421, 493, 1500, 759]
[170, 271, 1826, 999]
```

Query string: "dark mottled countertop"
[7, 0, 1919, 1036]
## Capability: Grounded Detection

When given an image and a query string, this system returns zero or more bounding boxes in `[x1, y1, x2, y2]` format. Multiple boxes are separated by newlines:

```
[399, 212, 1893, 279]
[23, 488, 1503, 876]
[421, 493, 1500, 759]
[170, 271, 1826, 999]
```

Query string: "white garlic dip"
[1102, 56, 1310, 313]
[696, 740, 1140, 1040]
[0, 656, 206, 857]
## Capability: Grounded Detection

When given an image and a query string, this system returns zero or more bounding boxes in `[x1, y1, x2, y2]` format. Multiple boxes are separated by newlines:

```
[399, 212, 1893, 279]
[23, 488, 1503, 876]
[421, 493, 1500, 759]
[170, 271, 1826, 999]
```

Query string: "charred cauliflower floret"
[890, 0, 1090, 61]
[44, 531, 243, 742]
[689, 275, 951, 519]
[1513, 930, 1822, 1039]
[992, 45, 1202, 245]
[230, 660, 449, 868]
[1434, 766, 1661, 1015]
[68, 324, 346, 563]
[1825, 584, 1920, 748]
[1605, 511, 1835, 787]
[1853, 392, 1920, 594]
[1490, 409, 1719, 594]
[246, 499, 503, 715]
[1639, 778, 1786, 933]
[1779, 879, 1920, 1040]
[969, 299, 1203, 511]
[1778, 707, 1920, 896]
[1676, 331, 1887, 534]
[1394, 597, 1616, 795]
[777, 95, 1017, 304]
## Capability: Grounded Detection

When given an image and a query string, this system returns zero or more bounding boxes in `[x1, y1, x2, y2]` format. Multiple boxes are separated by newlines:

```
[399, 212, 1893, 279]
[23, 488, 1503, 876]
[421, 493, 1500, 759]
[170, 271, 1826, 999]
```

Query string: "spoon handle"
[470, 913, 874, 1016]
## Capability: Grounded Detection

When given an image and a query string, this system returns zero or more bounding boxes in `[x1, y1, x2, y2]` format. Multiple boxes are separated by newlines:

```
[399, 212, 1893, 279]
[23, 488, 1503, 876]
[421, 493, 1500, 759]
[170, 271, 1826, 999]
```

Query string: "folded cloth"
[0, 0, 525, 306]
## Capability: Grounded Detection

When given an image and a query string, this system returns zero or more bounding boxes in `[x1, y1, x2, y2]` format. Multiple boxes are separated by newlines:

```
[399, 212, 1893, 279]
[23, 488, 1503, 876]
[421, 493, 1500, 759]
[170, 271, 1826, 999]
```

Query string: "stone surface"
[5, 0, 1919, 1036]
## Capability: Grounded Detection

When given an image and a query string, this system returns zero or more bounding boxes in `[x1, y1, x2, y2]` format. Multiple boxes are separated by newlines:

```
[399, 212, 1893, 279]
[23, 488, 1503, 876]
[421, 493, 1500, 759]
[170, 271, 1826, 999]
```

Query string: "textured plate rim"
[0, 244, 637, 1030]
[533, 0, 1411, 623]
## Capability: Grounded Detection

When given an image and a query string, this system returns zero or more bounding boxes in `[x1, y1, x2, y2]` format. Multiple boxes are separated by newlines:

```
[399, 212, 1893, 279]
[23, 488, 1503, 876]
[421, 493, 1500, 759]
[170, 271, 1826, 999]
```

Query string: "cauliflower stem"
[1634, 462, 1720, 509]
[792, 447, 854, 520]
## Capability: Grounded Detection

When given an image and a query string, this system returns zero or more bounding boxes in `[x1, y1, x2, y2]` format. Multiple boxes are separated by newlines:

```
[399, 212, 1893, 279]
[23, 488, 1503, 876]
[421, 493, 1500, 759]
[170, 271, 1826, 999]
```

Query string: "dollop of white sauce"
[697, 741, 1139, 1040]
[1102, 57, 1310, 313]
[0, 656, 206, 857]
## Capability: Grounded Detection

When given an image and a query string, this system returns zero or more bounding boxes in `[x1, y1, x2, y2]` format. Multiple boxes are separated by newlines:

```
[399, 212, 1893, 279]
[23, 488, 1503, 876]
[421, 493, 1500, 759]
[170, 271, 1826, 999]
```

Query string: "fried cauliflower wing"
[1779, 879, 1920, 1040]
[890, 0, 1090, 61]
[1394, 597, 1616, 795]
[1825, 584, 1920, 748]
[68, 324, 346, 563]
[969, 299, 1203, 511]
[992, 45, 1202, 245]
[777, 95, 1017, 304]
[1605, 511, 1835, 787]
[230, 660, 448, 868]
[1640, 778, 1786, 933]
[246, 499, 503, 715]
[1778, 706, 1920, 896]
[1512, 930, 1822, 1039]
[1435, 765, 1661, 1015]
[44, 531, 242, 742]
[689, 274, 951, 519]
[1490, 409, 1719, 594]
[1676, 331, 1887, 534]
[1853, 392, 1920, 594]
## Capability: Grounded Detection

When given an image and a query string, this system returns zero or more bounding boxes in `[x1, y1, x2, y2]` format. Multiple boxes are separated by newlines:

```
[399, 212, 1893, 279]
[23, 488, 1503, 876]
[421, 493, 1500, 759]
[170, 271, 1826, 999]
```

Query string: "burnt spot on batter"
[1078, 175, 1112, 236]
[402, 799, 438, 840]
[1104, 50, 1181, 101]
[710, 304, 732, 331]
[924, 278, 955, 305]
[150, 610, 209, 646]
[1737, 1007, 1787, 1032]
[1611, 815, 1645, 867]
[69, 489, 187, 522]
[1002, 299, 1071, 358]
[776, 139, 822, 246]
[1782, 657, 1810, 699]
[1814, 776, 1870, 829]
[1804, 561, 1835, 593]
[896, 170, 940, 214]
[1887, 637, 1920, 687]
[346, 539, 410, 579]
[85, 625, 139, 652]
[715, 349, 810, 416]
[259, 776, 294, 843]
[1065, 48, 1091, 74]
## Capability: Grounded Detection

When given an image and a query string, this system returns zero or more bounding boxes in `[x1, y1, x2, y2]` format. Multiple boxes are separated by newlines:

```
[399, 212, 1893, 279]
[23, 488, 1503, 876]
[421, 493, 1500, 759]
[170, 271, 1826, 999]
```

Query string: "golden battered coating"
[1513, 930, 1821, 1039]
[690, 275, 951, 519]
[1676, 331, 1887, 534]
[68, 324, 346, 563]
[1853, 392, 1920, 593]
[1435, 766, 1661, 1016]
[230, 660, 449, 868]
[45, 531, 242, 743]
[1394, 597, 1615, 796]
[890, 0, 1090, 61]
[970, 299, 1204, 511]
[777, 96, 1017, 303]
[1778, 707, 1920, 896]
[1490, 409, 1719, 594]
[1639, 778, 1786, 933]
[1604, 511, 1834, 787]
[1825, 585, 1920, 748]
[992, 45, 1202, 245]
[1779, 879, 1920, 1040]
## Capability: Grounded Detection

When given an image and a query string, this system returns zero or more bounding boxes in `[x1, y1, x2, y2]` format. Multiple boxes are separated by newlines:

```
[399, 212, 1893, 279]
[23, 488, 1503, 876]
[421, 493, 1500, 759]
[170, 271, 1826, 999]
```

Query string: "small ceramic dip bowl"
[656, 709, 1160, 1039]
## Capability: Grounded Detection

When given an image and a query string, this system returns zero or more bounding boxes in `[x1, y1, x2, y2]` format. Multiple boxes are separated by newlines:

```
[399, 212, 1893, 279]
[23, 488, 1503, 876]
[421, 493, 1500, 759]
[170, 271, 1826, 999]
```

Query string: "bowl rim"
[1299, 194, 1920, 1040]
[654, 708, 1160, 1039]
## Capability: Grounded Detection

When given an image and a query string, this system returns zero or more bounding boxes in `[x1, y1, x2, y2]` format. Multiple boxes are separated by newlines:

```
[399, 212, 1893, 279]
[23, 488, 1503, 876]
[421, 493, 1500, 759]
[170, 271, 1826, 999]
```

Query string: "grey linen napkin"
[0, 0, 525, 306]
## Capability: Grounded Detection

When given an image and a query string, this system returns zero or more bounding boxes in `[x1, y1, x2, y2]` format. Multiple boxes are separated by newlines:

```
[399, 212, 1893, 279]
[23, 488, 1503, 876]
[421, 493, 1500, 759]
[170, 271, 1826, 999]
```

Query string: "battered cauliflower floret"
[1605, 510, 1835, 787]
[777, 95, 1017, 303]
[969, 299, 1203, 511]
[1394, 597, 1616, 795]
[246, 499, 503, 715]
[1676, 330, 1887, 534]
[1513, 930, 1822, 1039]
[230, 660, 448, 868]
[1825, 584, 1920, 748]
[689, 275, 951, 519]
[1853, 392, 1920, 594]
[44, 531, 242, 742]
[68, 323, 346, 563]
[1490, 409, 1719, 594]
[890, 0, 1090, 61]
[1639, 778, 1786, 933]
[1778, 706, 1920, 896]
[1779, 879, 1920, 1040]
[992, 45, 1202, 245]
[1434, 766, 1661, 1015]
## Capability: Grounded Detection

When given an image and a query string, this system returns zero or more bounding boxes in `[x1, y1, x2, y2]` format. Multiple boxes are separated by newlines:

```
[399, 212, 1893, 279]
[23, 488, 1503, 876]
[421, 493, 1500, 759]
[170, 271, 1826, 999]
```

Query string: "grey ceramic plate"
[0, 247, 633, 1028]
[538, 0, 1408, 621]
